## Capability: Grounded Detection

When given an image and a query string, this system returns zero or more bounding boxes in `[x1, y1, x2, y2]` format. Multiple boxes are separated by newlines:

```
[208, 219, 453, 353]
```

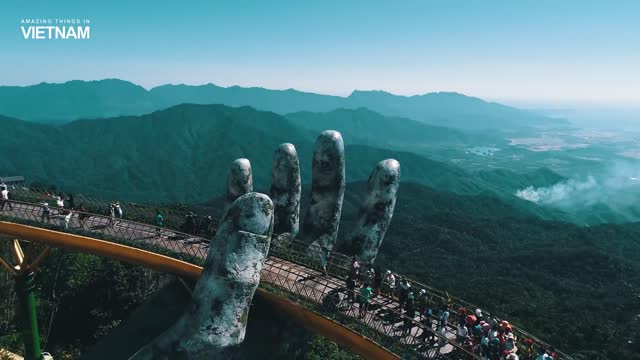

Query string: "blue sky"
[0, 0, 638, 106]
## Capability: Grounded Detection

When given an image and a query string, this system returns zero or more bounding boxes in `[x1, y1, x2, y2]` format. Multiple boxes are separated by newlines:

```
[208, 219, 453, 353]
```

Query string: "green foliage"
[0, 243, 172, 358]
[301, 336, 361, 360]
[338, 182, 640, 359]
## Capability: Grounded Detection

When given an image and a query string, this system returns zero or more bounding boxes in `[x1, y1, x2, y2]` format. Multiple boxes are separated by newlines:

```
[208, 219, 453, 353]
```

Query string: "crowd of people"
[344, 256, 558, 360]
[37, 190, 168, 236]
[0, 186, 208, 240]
[32, 190, 128, 231]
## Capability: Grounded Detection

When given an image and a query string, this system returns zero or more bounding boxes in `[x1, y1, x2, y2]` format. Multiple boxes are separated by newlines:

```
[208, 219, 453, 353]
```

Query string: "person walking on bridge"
[40, 200, 51, 223]
[358, 282, 372, 319]
[382, 270, 395, 299]
[417, 289, 428, 320]
[0, 186, 13, 211]
[399, 277, 411, 308]
[66, 193, 75, 210]
[56, 194, 64, 208]
[350, 256, 360, 283]
[373, 267, 383, 296]
[115, 202, 123, 224]
[155, 209, 164, 236]
[59, 209, 73, 229]
[108, 203, 116, 226]
[78, 204, 89, 227]
[346, 274, 356, 304]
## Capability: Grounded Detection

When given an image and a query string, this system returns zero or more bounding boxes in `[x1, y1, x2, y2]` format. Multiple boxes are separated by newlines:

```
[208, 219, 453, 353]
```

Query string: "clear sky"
[0, 0, 638, 106]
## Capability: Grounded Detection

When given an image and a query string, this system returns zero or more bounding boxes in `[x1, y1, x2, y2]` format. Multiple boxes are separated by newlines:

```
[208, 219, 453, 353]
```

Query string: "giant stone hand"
[130, 193, 274, 359]
[131, 130, 399, 359]
[272, 130, 400, 264]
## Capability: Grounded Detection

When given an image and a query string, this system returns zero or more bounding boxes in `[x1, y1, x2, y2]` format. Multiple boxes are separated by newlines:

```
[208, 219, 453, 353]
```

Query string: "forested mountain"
[285, 107, 477, 149]
[0, 102, 636, 359]
[196, 180, 640, 359]
[0, 80, 155, 123]
[0, 104, 564, 217]
[0, 79, 564, 130]
[339, 182, 640, 360]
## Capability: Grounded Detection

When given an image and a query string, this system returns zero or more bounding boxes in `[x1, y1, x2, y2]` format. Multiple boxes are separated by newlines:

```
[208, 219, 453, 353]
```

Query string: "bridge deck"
[0, 198, 569, 359]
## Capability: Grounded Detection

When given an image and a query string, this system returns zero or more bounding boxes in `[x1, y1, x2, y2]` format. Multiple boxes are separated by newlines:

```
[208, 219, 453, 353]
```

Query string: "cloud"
[515, 161, 640, 210]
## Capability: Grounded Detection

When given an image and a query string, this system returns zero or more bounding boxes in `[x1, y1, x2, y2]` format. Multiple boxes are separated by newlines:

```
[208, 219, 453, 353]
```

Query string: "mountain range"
[0, 79, 566, 130]
[0, 94, 638, 358]
[0, 103, 568, 222]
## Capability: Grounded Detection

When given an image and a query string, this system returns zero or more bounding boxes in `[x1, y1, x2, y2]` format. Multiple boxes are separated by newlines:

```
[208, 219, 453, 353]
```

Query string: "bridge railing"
[0, 200, 209, 262]
[262, 259, 480, 360]
[269, 236, 573, 360]
[0, 201, 467, 359]
[8, 187, 218, 238]
[0, 196, 570, 359]
[1, 200, 477, 359]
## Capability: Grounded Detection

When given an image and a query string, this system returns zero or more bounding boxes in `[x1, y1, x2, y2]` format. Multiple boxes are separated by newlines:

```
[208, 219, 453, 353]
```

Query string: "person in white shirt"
[0, 186, 13, 211]
[456, 323, 469, 344]
[383, 270, 396, 298]
[56, 196, 64, 208]
[60, 210, 73, 229]
[41, 200, 51, 223]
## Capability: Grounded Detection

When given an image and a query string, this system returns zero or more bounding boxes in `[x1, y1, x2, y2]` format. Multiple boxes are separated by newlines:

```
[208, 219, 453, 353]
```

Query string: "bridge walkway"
[0, 198, 570, 359]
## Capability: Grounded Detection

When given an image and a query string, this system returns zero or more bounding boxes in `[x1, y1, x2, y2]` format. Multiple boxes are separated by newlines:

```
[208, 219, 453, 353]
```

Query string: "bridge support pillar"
[15, 272, 42, 360]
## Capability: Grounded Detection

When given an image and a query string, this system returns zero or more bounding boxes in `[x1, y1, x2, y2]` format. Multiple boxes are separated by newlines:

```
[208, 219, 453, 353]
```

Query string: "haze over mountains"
[0, 79, 566, 130]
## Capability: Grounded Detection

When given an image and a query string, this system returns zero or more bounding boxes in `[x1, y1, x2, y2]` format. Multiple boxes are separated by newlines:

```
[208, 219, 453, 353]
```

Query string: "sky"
[0, 0, 638, 107]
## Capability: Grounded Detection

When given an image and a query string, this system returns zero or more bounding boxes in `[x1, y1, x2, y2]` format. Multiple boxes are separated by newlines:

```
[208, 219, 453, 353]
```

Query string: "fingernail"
[230, 192, 273, 236]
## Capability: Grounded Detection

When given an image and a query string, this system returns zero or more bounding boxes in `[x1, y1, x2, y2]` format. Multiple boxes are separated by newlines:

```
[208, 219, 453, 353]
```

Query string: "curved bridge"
[0, 196, 571, 360]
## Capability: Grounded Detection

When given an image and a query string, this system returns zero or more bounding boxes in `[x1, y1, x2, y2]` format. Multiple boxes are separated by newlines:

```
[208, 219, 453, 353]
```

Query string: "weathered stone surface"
[225, 159, 253, 212]
[270, 143, 301, 237]
[299, 131, 345, 259]
[130, 193, 273, 360]
[345, 159, 400, 264]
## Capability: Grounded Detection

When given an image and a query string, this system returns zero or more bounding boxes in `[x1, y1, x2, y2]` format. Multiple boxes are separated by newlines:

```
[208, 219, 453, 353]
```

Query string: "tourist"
[405, 290, 415, 316]
[382, 270, 395, 298]
[346, 274, 356, 303]
[522, 338, 535, 359]
[457, 322, 469, 344]
[0, 186, 13, 211]
[505, 333, 518, 354]
[78, 204, 89, 227]
[373, 267, 383, 296]
[480, 335, 490, 359]
[438, 303, 450, 332]
[108, 203, 116, 226]
[56, 195, 64, 208]
[115, 202, 123, 223]
[67, 193, 75, 210]
[40, 200, 50, 222]
[60, 209, 73, 229]
[399, 278, 410, 307]
[417, 289, 428, 320]
[155, 209, 164, 235]
[358, 282, 372, 319]
[320, 246, 329, 275]
[535, 348, 549, 360]
[403, 294, 416, 333]
[475, 308, 484, 325]
[350, 256, 360, 282]
[365, 267, 375, 286]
